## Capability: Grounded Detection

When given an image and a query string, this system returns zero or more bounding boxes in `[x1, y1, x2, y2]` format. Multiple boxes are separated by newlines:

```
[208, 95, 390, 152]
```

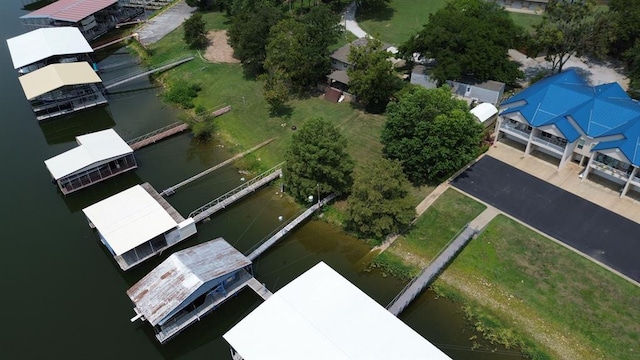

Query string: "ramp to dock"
[189, 164, 283, 223]
[386, 225, 478, 316]
[127, 122, 189, 150]
[161, 139, 274, 196]
[103, 56, 194, 90]
[247, 194, 336, 261]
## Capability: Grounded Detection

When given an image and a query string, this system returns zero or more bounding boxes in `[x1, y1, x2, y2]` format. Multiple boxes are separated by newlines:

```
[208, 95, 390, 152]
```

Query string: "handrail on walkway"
[126, 121, 185, 145]
[188, 163, 284, 219]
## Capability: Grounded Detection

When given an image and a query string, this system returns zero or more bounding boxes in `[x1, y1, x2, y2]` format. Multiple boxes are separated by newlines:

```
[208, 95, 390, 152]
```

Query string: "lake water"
[0, 1, 524, 359]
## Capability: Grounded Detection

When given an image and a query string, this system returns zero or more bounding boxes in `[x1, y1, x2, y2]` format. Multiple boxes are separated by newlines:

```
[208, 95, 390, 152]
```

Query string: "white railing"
[531, 135, 565, 153]
[591, 160, 630, 180]
[500, 122, 531, 139]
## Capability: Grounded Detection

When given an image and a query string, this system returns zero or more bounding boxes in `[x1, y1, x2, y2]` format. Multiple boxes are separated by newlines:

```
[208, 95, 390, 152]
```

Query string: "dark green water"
[0, 1, 524, 359]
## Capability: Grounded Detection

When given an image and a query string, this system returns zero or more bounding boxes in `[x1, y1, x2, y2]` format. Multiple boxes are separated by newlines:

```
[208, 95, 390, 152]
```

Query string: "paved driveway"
[452, 156, 640, 282]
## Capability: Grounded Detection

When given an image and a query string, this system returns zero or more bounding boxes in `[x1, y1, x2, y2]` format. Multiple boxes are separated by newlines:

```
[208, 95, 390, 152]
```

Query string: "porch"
[58, 154, 137, 194]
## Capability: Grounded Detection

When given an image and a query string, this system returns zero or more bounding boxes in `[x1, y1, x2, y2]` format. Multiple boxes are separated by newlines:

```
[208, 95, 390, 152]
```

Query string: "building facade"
[496, 69, 640, 198]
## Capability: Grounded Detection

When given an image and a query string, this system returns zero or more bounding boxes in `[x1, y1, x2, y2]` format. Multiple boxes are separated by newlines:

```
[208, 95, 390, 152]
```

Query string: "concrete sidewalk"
[343, 2, 367, 38]
[135, 0, 196, 46]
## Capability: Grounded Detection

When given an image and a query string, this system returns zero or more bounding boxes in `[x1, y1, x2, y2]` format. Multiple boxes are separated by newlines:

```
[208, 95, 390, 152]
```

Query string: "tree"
[624, 40, 640, 97]
[347, 37, 402, 113]
[264, 6, 342, 92]
[183, 13, 208, 49]
[399, 0, 524, 84]
[529, 0, 610, 73]
[608, 0, 640, 55]
[381, 85, 483, 185]
[284, 117, 354, 203]
[262, 68, 290, 113]
[228, 1, 285, 76]
[345, 158, 415, 240]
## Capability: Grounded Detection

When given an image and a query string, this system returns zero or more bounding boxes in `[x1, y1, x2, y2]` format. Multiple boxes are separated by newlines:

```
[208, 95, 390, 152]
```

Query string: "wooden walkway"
[386, 225, 478, 316]
[128, 122, 189, 150]
[103, 56, 194, 90]
[246, 278, 272, 300]
[161, 139, 274, 196]
[247, 194, 336, 261]
[190, 165, 283, 223]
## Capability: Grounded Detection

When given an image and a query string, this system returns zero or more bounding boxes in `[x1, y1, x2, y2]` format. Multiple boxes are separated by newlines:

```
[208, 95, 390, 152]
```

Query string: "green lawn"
[357, 0, 448, 46]
[508, 12, 542, 32]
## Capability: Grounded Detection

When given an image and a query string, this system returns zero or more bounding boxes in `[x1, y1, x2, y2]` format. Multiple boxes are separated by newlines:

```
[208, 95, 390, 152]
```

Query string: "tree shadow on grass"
[356, 3, 396, 23]
[269, 104, 293, 120]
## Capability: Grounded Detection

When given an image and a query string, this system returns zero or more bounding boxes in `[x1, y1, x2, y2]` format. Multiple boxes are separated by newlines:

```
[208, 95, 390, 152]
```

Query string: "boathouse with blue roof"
[496, 69, 640, 197]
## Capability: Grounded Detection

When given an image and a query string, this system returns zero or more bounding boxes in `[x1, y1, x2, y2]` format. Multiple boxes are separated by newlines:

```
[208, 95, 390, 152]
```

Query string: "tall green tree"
[624, 40, 640, 97]
[284, 117, 354, 203]
[347, 37, 402, 113]
[262, 68, 290, 113]
[183, 13, 208, 49]
[345, 158, 415, 240]
[608, 0, 640, 55]
[228, 1, 285, 76]
[399, 0, 523, 84]
[381, 85, 483, 185]
[529, 0, 610, 73]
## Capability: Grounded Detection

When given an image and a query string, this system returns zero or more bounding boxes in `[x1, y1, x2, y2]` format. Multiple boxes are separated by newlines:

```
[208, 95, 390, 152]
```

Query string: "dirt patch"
[203, 30, 240, 64]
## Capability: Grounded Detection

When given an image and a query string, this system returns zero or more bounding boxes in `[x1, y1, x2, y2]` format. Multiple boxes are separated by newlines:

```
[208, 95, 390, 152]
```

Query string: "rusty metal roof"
[127, 238, 251, 326]
[21, 0, 118, 23]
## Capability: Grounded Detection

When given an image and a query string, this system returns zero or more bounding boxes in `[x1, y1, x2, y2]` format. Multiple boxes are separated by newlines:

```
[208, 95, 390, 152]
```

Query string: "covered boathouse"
[6, 27, 93, 75]
[82, 183, 197, 271]
[17, 62, 107, 121]
[44, 129, 136, 195]
[223, 262, 452, 360]
[19, 0, 144, 41]
[127, 238, 254, 344]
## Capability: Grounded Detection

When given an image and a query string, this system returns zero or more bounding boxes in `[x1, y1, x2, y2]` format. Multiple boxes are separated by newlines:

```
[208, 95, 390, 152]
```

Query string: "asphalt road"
[452, 156, 640, 282]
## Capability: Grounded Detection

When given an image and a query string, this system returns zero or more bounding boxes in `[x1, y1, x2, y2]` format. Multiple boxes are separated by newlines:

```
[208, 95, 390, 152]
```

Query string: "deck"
[127, 122, 189, 150]
[386, 225, 478, 317]
[190, 165, 283, 223]
[140, 182, 185, 223]
[247, 194, 336, 261]
[246, 278, 272, 300]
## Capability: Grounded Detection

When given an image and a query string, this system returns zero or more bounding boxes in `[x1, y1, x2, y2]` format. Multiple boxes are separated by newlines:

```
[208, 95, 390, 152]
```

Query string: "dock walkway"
[247, 194, 336, 261]
[246, 278, 272, 300]
[103, 56, 194, 90]
[128, 122, 189, 150]
[190, 165, 283, 223]
[386, 225, 478, 316]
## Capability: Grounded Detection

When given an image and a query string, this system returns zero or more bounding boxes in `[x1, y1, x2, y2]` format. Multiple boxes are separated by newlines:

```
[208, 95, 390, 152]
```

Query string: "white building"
[6, 27, 93, 75]
[224, 262, 452, 360]
[82, 183, 197, 270]
[44, 129, 136, 194]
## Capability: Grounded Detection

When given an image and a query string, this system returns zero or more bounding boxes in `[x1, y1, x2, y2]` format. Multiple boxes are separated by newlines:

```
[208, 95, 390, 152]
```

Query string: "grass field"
[357, 0, 542, 46]
[383, 188, 640, 359]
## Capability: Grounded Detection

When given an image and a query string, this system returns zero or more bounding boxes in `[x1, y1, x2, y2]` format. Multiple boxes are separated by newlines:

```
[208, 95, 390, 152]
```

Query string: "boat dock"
[189, 164, 284, 223]
[386, 225, 478, 317]
[127, 122, 189, 150]
[246, 278, 272, 300]
[247, 194, 336, 261]
[161, 139, 274, 196]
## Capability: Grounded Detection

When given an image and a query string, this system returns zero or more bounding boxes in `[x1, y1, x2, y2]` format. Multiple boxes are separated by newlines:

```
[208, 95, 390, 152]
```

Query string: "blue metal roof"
[593, 120, 640, 166]
[501, 69, 640, 164]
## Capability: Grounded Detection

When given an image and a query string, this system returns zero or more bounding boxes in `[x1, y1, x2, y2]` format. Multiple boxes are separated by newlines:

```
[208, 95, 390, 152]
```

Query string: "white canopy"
[6, 27, 92, 70]
[224, 262, 452, 360]
[82, 185, 178, 256]
[470, 102, 499, 123]
[18, 62, 102, 100]
[45, 129, 133, 180]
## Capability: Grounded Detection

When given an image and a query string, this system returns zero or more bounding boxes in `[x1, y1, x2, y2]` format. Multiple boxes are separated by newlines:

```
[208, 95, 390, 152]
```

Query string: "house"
[327, 37, 396, 91]
[6, 27, 94, 75]
[223, 262, 452, 360]
[19, 0, 143, 41]
[82, 183, 197, 270]
[409, 66, 505, 106]
[44, 129, 136, 194]
[127, 238, 253, 343]
[18, 62, 108, 121]
[496, 69, 640, 198]
[493, 0, 549, 12]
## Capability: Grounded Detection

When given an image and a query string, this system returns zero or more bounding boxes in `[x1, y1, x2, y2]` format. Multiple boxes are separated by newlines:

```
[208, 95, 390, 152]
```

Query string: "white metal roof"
[44, 129, 133, 180]
[470, 102, 499, 123]
[6, 27, 92, 69]
[224, 262, 452, 360]
[18, 62, 102, 100]
[82, 184, 178, 256]
[127, 238, 252, 326]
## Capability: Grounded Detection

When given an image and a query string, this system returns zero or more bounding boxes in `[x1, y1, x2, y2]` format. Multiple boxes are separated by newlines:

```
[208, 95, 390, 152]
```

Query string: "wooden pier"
[189, 165, 284, 223]
[386, 225, 478, 317]
[246, 278, 272, 300]
[161, 139, 274, 196]
[247, 194, 336, 261]
[92, 34, 135, 51]
[127, 122, 189, 150]
[103, 56, 194, 90]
